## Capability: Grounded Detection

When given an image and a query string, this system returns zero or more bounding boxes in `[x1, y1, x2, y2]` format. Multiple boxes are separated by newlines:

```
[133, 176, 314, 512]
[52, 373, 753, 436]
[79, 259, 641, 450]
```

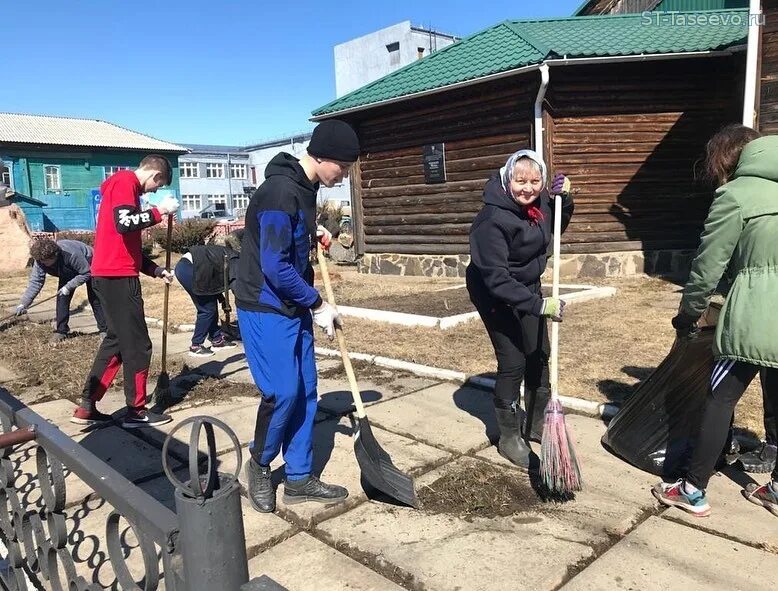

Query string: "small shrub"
[150, 219, 217, 253]
[56, 231, 95, 246]
[142, 235, 155, 257]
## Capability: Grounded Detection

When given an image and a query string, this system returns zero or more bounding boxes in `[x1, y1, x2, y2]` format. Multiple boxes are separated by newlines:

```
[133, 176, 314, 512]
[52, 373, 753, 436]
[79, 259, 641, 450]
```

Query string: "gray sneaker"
[283, 475, 348, 506]
[50, 332, 67, 344]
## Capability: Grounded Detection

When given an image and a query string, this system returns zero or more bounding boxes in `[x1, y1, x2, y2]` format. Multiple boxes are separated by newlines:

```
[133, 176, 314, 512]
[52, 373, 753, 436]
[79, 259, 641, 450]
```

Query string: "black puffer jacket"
[466, 174, 574, 315]
[189, 245, 239, 296]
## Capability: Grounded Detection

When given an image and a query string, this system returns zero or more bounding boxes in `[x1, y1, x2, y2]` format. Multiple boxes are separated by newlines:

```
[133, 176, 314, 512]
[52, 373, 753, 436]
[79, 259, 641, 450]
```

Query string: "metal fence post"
[163, 416, 249, 591]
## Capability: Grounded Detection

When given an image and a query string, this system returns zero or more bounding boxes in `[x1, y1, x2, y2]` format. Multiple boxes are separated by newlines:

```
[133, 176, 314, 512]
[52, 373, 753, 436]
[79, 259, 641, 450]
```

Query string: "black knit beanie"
[308, 120, 360, 163]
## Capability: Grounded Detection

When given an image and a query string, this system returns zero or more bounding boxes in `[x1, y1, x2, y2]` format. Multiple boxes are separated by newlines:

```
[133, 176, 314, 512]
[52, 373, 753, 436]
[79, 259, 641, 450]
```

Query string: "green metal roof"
[312, 9, 748, 118]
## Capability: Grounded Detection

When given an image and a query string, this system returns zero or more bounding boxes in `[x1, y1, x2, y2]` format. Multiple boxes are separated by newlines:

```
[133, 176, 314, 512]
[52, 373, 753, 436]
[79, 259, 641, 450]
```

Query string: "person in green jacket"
[653, 125, 778, 518]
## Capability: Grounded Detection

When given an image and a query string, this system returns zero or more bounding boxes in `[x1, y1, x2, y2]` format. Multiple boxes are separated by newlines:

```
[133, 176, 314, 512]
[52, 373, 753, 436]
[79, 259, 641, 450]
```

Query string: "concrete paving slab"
[182, 351, 248, 382]
[478, 414, 659, 537]
[64, 427, 180, 506]
[362, 382, 496, 454]
[243, 416, 450, 527]
[663, 468, 778, 553]
[316, 373, 439, 416]
[148, 330, 193, 356]
[137, 398, 260, 462]
[248, 532, 405, 591]
[318, 456, 595, 591]
[560, 516, 778, 591]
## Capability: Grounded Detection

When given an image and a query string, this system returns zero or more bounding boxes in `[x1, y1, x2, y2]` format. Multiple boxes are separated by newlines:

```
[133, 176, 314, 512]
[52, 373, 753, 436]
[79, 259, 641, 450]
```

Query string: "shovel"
[0, 293, 59, 327]
[316, 246, 419, 508]
[150, 215, 174, 407]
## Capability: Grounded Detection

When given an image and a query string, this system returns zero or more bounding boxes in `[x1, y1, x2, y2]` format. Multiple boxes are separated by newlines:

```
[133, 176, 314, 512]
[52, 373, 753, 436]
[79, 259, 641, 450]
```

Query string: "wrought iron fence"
[0, 387, 278, 591]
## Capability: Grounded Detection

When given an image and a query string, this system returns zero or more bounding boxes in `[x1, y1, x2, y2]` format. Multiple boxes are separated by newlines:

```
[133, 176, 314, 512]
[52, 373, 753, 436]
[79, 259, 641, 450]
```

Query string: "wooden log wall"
[759, 0, 778, 133]
[547, 57, 743, 254]
[349, 77, 537, 256]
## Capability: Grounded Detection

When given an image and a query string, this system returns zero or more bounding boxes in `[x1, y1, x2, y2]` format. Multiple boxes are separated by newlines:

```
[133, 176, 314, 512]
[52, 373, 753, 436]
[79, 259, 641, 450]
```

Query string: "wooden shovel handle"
[316, 246, 367, 419]
[160, 214, 174, 374]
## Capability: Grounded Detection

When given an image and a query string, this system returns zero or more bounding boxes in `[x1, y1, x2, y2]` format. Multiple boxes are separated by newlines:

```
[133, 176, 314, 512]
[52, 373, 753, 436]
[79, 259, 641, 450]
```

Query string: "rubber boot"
[494, 404, 534, 469]
[523, 387, 550, 443]
[246, 460, 275, 513]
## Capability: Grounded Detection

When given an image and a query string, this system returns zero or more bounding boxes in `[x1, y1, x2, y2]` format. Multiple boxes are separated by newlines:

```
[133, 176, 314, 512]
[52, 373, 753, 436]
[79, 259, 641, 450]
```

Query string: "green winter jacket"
[680, 135, 778, 368]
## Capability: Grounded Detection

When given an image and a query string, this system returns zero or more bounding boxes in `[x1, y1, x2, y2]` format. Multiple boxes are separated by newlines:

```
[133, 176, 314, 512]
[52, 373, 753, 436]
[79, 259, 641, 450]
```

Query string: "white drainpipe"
[534, 64, 550, 161]
[743, 0, 762, 127]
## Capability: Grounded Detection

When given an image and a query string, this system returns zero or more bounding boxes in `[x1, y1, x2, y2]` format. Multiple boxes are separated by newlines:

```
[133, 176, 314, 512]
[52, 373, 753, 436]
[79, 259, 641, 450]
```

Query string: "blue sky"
[6, 0, 581, 146]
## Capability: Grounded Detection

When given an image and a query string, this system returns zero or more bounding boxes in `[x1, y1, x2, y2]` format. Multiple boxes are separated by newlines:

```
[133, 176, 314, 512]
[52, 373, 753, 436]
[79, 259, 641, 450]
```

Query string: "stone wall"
[358, 250, 697, 280]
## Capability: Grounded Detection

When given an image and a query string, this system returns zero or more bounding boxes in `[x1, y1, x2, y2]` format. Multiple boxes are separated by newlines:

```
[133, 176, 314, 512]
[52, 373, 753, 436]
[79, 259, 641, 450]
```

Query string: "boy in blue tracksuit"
[234, 119, 359, 513]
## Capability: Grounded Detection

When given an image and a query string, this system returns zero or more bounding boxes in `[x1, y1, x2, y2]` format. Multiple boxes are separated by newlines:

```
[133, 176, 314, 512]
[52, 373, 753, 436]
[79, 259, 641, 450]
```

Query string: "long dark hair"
[704, 124, 761, 188]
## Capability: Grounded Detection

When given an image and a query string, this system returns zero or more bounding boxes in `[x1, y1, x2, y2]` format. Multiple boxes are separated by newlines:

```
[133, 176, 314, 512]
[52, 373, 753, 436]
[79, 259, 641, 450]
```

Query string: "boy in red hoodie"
[72, 155, 179, 428]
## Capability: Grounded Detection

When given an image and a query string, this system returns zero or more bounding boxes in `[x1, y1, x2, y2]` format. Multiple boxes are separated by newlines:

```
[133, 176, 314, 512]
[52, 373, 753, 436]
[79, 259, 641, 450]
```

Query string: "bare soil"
[418, 460, 541, 518]
[349, 285, 580, 317]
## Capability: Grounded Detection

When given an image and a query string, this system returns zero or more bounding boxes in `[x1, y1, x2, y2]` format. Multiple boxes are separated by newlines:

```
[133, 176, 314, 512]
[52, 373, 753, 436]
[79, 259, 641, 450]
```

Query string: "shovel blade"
[354, 416, 419, 508]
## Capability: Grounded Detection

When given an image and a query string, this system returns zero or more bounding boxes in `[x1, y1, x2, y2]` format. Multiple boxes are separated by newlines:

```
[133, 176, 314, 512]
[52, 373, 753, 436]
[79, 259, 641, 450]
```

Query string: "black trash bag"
[601, 326, 716, 478]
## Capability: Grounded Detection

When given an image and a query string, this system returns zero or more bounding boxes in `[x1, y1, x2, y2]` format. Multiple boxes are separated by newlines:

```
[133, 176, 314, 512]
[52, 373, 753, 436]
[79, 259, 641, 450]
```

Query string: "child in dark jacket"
[467, 149, 573, 469]
[175, 233, 242, 357]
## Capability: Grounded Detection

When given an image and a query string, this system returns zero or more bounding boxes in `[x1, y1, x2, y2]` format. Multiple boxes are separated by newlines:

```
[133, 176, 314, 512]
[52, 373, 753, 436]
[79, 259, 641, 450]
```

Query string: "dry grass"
[418, 459, 541, 517]
[335, 276, 765, 437]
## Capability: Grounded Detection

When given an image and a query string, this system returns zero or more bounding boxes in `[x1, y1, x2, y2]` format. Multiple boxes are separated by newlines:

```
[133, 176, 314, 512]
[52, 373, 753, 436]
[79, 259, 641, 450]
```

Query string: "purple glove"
[550, 173, 571, 196]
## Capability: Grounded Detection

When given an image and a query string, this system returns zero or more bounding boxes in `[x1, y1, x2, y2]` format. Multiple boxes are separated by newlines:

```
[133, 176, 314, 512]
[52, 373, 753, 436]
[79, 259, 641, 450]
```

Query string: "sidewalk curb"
[314, 346, 620, 420]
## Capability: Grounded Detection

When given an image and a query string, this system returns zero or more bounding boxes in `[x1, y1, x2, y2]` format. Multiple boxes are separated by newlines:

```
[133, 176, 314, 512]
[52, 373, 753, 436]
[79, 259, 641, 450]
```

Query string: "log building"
[313, 8, 757, 278]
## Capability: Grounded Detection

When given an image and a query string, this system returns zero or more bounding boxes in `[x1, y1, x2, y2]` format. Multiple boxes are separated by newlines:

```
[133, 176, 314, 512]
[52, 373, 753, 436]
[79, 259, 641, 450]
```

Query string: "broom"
[540, 186, 583, 495]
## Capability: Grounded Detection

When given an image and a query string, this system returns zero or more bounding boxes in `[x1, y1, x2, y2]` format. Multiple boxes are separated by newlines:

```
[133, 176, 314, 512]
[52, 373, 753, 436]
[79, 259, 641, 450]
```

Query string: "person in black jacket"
[466, 149, 574, 469]
[175, 231, 242, 357]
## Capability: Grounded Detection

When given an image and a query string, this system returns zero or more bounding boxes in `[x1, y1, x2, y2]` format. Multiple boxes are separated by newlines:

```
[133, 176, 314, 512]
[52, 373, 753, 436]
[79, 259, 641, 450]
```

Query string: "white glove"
[14, 304, 26, 316]
[57, 286, 70, 297]
[155, 268, 176, 284]
[312, 301, 342, 340]
[156, 195, 180, 215]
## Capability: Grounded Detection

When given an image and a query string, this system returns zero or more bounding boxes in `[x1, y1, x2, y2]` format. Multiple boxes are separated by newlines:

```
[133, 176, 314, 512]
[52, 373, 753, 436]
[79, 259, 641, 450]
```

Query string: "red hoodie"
[91, 170, 162, 277]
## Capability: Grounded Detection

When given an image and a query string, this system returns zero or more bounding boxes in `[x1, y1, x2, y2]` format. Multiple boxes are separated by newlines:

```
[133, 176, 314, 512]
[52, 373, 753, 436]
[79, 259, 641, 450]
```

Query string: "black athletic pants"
[478, 303, 550, 410]
[80, 277, 152, 410]
[55, 279, 107, 335]
[687, 360, 778, 489]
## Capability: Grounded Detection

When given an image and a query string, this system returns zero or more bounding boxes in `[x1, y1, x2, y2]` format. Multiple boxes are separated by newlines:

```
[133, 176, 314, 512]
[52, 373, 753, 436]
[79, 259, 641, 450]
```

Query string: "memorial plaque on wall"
[423, 143, 446, 184]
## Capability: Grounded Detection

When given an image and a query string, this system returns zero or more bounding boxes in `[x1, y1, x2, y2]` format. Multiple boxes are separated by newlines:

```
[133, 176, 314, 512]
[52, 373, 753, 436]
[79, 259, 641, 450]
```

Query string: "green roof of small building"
[313, 9, 748, 118]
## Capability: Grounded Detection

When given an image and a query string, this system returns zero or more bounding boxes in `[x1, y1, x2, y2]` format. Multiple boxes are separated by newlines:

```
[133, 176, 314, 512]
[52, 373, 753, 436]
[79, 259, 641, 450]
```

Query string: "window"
[180, 162, 199, 178]
[207, 194, 227, 208]
[386, 41, 400, 66]
[181, 194, 201, 212]
[206, 163, 224, 178]
[233, 194, 249, 213]
[1, 162, 11, 187]
[104, 165, 130, 179]
[230, 163, 247, 179]
[44, 166, 61, 192]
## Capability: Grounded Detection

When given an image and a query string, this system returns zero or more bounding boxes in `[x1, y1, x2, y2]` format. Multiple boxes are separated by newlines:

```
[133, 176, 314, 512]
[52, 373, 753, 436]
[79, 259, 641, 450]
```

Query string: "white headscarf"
[499, 149, 547, 198]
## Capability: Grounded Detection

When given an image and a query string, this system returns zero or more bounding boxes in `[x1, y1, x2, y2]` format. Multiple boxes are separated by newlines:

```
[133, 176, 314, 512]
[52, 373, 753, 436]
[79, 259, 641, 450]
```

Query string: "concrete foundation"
[358, 249, 697, 279]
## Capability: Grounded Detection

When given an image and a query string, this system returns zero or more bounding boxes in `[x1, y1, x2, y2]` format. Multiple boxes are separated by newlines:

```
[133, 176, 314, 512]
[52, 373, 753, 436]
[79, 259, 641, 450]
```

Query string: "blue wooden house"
[0, 113, 188, 232]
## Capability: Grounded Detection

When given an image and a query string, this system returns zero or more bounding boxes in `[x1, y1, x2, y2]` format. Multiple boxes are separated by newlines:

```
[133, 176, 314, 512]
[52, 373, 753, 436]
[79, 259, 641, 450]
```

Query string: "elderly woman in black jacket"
[467, 149, 574, 468]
